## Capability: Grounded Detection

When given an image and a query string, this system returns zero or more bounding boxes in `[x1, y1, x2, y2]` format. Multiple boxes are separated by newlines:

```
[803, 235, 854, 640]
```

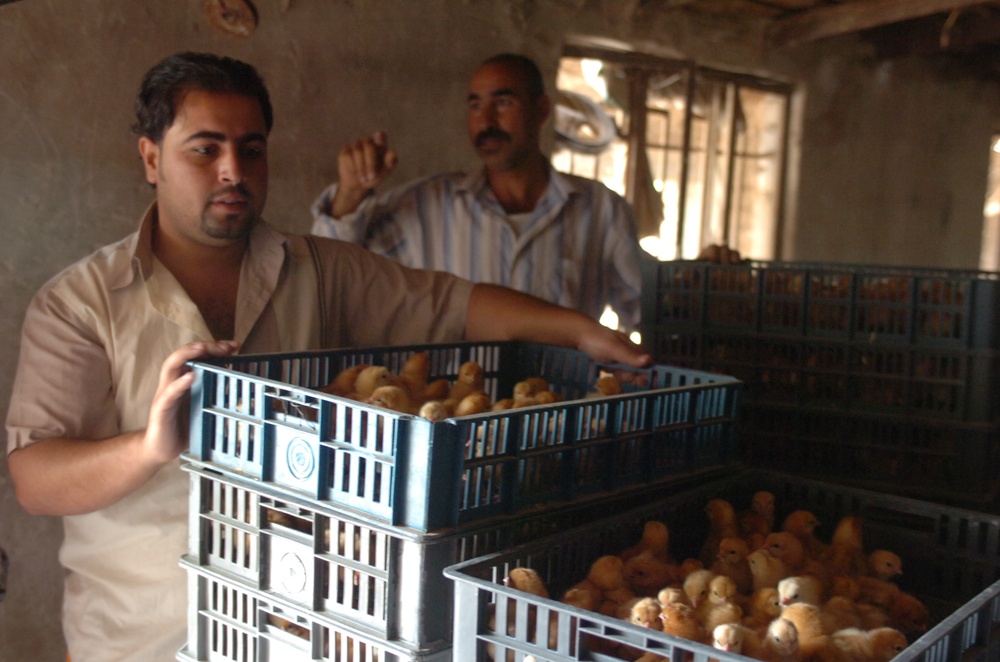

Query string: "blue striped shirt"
[310, 166, 642, 328]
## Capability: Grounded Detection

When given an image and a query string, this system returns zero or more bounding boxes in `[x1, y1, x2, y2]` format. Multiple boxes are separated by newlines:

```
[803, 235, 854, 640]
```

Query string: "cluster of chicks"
[316, 351, 623, 421]
[493, 492, 929, 662]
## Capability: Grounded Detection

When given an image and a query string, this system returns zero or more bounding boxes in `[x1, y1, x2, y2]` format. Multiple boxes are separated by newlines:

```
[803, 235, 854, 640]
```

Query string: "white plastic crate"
[178, 562, 453, 662]
[184, 463, 715, 654]
[446, 469, 1000, 662]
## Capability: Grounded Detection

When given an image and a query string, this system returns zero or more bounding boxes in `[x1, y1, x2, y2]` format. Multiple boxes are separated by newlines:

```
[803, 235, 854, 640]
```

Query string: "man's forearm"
[465, 283, 651, 367]
[7, 431, 166, 517]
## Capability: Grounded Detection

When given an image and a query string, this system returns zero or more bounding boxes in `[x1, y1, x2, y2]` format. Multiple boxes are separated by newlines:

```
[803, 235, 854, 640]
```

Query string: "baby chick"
[683, 568, 715, 609]
[700, 499, 741, 567]
[822, 516, 867, 578]
[888, 591, 930, 641]
[743, 587, 782, 633]
[763, 532, 807, 576]
[748, 617, 799, 662]
[418, 400, 449, 422]
[448, 360, 485, 402]
[366, 385, 416, 414]
[747, 549, 787, 591]
[620, 520, 672, 563]
[701, 575, 744, 634]
[780, 602, 830, 660]
[739, 490, 776, 550]
[866, 549, 903, 581]
[505, 567, 549, 598]
[713, 622, 755, 655]
[829, 626, 908, 662]
[454, 392, 493, 417]
[659, 601, 709, 644]
[782, 510, 825, 560]
[710, 536, 754, 595]
[777, 575, 825, 608]
[396, 351, 430, 400]
[354, 365, 395, 400]
[623, 596, 663, 629]
[623, 550, 679, 597]
[317, 363, 369, 398]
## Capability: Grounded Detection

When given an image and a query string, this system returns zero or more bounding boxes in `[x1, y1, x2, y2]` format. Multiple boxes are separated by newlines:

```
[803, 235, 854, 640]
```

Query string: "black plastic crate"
[185, 342, 741, 533]
[446, 469, 1000, 662]
[639, 260, 1000, 507]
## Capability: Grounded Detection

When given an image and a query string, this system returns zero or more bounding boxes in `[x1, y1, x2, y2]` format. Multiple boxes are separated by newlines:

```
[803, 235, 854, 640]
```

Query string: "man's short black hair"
[132, 51, 273, 143]
[479, 53, 546, 99]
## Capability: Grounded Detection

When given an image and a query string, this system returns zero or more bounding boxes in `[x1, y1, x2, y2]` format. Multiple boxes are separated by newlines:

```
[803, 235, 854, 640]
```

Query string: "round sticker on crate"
[278, 551, 308, 594]
[285, 437, 316, 480]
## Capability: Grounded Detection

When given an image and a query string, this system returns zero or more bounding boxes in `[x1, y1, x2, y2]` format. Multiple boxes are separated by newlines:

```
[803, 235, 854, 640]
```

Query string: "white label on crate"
[286, 437, 316, 480]
[278, 551, 309, 594]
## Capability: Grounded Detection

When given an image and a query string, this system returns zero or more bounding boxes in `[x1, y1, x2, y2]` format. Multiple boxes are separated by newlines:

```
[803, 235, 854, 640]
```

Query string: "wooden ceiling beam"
[768, 0, 993, 45]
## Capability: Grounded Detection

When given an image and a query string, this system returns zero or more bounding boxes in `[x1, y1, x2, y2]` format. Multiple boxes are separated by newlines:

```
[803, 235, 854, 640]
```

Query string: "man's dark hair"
[479, 53, 546, 99]
[132, 51, 273, 143]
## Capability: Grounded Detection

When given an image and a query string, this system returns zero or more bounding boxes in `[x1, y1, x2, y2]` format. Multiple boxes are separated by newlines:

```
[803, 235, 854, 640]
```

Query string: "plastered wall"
[1, 1, 998, 660]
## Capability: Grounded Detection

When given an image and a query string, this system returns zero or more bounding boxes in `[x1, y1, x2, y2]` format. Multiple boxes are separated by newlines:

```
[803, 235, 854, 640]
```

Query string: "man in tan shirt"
[4, 52, 649, 661]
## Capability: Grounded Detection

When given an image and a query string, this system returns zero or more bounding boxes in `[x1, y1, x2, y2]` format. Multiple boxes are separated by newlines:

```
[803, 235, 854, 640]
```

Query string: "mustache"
[211, 183, 253, 201]
[475, 128, 511, 147]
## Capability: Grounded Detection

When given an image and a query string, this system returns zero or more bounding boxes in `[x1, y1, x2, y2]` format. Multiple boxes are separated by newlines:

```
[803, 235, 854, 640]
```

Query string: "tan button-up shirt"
[5, 205, 473, 661]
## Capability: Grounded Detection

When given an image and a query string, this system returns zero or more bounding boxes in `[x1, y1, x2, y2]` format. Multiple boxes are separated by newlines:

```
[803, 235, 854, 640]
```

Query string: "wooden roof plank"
[768, 0, 992, 45]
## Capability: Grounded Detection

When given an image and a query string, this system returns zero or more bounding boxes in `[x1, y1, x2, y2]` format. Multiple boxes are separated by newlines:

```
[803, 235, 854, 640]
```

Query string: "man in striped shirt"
[311, 53, 643, 331]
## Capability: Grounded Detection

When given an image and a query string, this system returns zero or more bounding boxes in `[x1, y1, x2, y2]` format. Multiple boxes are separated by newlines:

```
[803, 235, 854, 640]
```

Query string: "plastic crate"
[445, 468, 1000, 662]
[183, 462, 733, 653]
[640, 260, 1000, 421]
[185, 341, 741, 533]
[740, 403, 1000, 507]
[639, 260, 1000, 507]
[178, 563, 452, 662]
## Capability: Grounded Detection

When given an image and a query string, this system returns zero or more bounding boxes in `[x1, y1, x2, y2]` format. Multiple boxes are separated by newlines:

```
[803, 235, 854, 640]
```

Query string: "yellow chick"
[747, 549, 787, 591]
[743, 587, 782, 633]
[317, 363, 369, 398]
[739, 490, 775, 550]
[365, 385, 415, 414]
[621, 520, 672, 563]
[418, 400, 449, 422]
[749, 617, 799, 662]
[782, 509, 825, 560]
[777, 575, 825, 608]
[659, 602, 709, 644]
[622, 596, 663, 629]
[780, 602, 829, 660]
[448, 361, 485, 402]
[710, 536, 754, 595]
[354, 365, 395, 400]
[454, 392, 492, 417]
[701, 575, 743, 634]
[623, 550, 679, 597]
[829, 626, 908, 662]
[700, 499, 741, 567]
[867, 549, 903, 581]
[683, 568, 715, 609]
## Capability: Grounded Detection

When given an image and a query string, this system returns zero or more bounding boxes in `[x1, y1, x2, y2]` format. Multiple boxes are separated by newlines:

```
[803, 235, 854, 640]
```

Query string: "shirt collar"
[111, 202, 286, 290]
[457, 162, 578, 207]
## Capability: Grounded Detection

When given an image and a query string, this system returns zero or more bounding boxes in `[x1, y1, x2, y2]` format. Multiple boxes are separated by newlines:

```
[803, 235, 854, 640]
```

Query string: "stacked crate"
[639, 259, 1000, 508]
[178, 341, 742, 661]
[447, 469, 1000, 662]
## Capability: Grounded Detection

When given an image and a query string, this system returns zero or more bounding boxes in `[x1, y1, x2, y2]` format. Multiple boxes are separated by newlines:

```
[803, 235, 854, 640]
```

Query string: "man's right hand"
[144, 340, 241, 465]
[330, 130, 399, 217]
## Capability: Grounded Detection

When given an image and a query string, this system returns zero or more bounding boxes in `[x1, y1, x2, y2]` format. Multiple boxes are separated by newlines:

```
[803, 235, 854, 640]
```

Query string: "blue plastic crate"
[185, 342, 741, 533]
[446, 469, 1000, 662]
